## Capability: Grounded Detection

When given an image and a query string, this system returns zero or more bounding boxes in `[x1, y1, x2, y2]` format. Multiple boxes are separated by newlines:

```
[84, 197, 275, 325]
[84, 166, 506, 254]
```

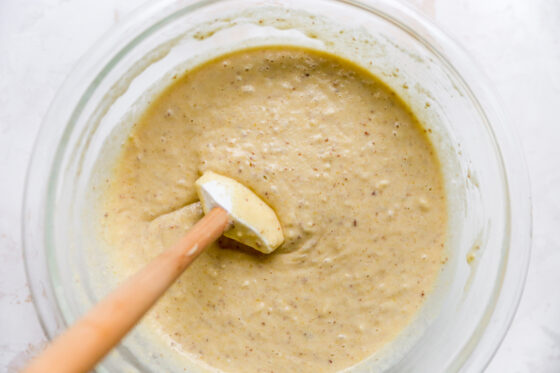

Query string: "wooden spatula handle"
[23, 207, 229, 373]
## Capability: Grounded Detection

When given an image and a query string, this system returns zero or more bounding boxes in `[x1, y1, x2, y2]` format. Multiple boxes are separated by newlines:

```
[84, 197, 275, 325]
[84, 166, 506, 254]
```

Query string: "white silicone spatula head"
[196, 171, 284, 253]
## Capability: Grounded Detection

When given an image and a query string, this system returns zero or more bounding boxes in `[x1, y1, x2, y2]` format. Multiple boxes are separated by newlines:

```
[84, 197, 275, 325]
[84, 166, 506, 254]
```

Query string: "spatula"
[23, 171, 284, 373]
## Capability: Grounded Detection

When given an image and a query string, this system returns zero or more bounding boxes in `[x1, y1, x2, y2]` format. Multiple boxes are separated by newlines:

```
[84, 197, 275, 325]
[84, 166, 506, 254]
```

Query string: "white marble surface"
[1, 0, 559, 372]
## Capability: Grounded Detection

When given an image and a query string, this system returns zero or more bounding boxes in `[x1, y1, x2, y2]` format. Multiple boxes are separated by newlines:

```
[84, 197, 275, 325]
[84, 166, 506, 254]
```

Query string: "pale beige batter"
[101, 47, 447, 373]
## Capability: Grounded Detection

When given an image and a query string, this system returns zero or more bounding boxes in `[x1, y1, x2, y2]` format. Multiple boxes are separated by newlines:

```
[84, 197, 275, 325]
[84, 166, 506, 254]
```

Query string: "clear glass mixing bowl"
[23, 0, 532, 372]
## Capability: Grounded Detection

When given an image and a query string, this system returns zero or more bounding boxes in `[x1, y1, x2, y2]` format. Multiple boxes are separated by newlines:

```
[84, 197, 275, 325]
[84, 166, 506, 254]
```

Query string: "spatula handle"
[23, 207, 229, 373]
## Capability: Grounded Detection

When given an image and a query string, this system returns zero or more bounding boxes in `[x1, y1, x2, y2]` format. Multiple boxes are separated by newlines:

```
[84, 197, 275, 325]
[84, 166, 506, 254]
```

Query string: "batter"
[101, 47, 447, 372]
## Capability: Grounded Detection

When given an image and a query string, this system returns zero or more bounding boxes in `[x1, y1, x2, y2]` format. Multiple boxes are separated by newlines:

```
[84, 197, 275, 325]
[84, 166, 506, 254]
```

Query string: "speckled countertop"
[1, 0, 559, 372]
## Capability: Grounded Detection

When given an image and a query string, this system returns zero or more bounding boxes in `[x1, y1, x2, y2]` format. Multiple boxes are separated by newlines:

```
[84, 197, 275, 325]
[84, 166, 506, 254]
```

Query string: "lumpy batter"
[101, 47, 447, 372]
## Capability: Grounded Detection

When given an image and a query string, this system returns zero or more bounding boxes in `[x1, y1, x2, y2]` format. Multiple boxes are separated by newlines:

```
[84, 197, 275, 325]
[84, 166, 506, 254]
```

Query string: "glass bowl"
[23, 0, 532, 372]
